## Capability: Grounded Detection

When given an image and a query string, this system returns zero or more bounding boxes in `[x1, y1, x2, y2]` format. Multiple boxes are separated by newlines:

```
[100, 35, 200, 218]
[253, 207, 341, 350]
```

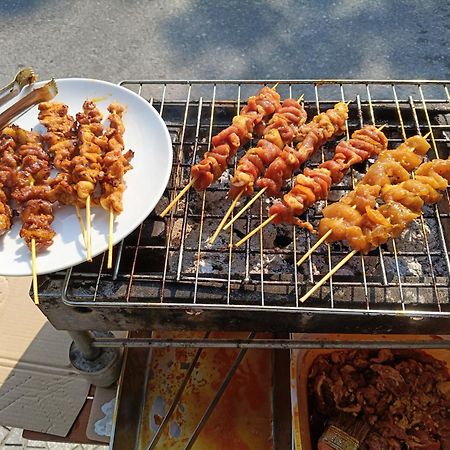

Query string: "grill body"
[37, 79, 450, 335]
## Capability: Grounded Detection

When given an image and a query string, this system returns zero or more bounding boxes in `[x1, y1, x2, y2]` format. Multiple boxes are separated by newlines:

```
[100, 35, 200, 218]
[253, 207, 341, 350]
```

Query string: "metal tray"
[111, 331, 292, 449]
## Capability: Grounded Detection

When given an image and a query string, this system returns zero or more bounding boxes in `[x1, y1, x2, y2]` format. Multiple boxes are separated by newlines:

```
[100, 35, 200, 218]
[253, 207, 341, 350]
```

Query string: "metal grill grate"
[39, 80, 450, 331]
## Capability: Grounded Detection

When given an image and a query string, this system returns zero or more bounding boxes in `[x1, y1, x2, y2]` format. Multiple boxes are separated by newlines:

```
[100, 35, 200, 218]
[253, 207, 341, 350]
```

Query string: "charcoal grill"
[36, 79, 450, 346]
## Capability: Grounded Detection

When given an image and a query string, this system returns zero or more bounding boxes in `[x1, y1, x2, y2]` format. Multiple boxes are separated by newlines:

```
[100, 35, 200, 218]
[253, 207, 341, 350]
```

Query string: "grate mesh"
[40, 80, 450, 318]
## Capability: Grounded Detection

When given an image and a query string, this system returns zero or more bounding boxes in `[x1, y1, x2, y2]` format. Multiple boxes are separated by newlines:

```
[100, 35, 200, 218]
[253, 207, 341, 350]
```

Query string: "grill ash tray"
[111, 331, 291, 450]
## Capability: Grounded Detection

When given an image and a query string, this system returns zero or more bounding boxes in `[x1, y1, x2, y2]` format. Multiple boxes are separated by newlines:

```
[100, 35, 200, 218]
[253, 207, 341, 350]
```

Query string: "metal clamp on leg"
[68, 330, 123, 387]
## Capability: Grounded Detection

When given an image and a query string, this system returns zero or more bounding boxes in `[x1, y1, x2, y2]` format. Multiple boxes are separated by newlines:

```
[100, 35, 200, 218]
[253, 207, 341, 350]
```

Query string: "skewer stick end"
[76, 204, 88, 251]
[31, 239, 39, 305]
[271, 82, 279, 91]
[86, 196, 92, 262]
[223, 186, 266, 231]
[297, 229, 332, 266]
[423, 131, 432, 139]
[299, 249, 357, 303]
[234, 213, 277, 248]
[160, 177, 197, 219]
[209, 189, 244, 244]
[108, 208, 114, 269]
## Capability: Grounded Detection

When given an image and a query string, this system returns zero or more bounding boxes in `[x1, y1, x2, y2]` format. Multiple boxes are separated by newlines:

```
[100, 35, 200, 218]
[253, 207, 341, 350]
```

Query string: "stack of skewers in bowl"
[161, 85, 450, 303]
[0, 94, 134, 304]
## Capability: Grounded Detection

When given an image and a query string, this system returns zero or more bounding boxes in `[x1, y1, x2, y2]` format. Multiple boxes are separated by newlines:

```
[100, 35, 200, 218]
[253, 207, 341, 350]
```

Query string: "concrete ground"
[0, 425, 105, 449]
[0, 0, 449, 83]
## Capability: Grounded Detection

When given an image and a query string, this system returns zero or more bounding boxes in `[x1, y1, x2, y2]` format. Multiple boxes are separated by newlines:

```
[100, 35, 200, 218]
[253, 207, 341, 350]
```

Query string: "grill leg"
[68, 330, 101, 360]
[68, 330, 123, 387]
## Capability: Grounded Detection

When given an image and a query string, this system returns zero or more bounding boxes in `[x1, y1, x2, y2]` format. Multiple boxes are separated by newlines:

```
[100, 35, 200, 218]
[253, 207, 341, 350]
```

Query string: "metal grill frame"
[37, 79, 450, 336]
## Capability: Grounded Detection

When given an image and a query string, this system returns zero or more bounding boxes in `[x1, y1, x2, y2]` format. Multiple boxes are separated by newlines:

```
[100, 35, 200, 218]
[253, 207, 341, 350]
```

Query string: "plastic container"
[290, 334, 450, 450]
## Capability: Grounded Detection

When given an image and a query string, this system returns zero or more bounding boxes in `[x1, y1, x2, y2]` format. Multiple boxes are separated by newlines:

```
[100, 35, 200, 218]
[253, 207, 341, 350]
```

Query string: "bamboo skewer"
[209, 189, 243, 244]
[297, 229, 333, 266]
[297, 204, 358, 266]
[86, 195, 92, 261]
[75, 204, 88, 250]
[28, 179, 39, 304]
[299, 250, 357, 303]
[223, 187, 267, 231]
[31, 238, 39, 304]
[234, 214, 277, 248]
[108, 208, 114, 269]
[160, 177, 196, 218]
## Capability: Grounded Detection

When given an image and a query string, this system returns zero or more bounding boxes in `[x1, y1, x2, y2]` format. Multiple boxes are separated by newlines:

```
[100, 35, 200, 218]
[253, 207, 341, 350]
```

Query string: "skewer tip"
[299, 249, 357, 303]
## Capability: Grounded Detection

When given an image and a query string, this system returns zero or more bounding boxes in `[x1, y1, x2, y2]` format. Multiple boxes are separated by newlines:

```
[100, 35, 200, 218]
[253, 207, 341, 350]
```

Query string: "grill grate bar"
[52, 80, 450, 321]
[176, 97, 204, 281]
[402, 93, 443, 310]
[226, 84, 242, 304]
[314, 84, 334, 308]
[367, 85, 397, 296]
[193, 86, 217, 302]
[290, 84, 300, 305]
[355, 94, 372, 308]
[160, 85, 191, 301]
[419, 85, 450, 210]
[342, 86, 371, 309]
[415, 87, 450, 294]
[370, 84, 406, 308]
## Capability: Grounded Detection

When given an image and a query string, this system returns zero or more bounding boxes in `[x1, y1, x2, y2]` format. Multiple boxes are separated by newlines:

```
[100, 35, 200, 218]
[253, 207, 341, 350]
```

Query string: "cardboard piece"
[0, 276, 90, 437]
[86, 386, 116, 443]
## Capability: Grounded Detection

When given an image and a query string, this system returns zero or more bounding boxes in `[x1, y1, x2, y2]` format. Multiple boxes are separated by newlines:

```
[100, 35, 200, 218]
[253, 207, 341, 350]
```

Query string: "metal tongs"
[0, 67, 37, 108]
[0, 79, 58, 129]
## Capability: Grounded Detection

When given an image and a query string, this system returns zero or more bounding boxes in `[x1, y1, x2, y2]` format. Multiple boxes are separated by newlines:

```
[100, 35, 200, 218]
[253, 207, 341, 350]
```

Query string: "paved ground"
[0, 425, 105, 449]
[0, 0, 449, 83]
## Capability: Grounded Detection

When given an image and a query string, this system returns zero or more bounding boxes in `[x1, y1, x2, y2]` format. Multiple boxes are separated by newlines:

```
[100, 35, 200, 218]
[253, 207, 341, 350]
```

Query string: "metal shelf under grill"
[37, 79, 450, 336]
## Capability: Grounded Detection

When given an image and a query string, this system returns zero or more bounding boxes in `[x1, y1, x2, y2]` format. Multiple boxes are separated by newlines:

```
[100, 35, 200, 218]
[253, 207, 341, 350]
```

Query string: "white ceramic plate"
[0, 78, 172, 276]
